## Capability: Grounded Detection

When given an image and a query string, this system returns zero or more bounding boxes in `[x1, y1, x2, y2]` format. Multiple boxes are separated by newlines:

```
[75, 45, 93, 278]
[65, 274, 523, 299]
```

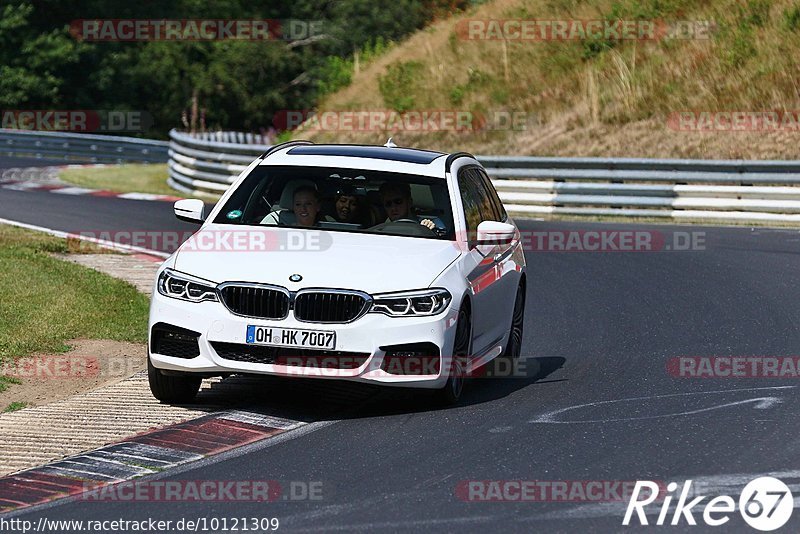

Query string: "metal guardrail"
[5, 128, 799, 224]
[168, 129, 800, 223]
[482, 157, 800, 222]
[0, 129, 168, 163]
[167, 129, 263, 195]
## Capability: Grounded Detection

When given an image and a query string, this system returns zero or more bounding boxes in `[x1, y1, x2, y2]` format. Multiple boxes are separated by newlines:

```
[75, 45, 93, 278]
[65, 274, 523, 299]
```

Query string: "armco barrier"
[168, 129, 800, 223]
[481, 157, 800, 222]
[5, 128, 800, 224]
[166, 129, 264, 195]
[0, 129, 168, 164]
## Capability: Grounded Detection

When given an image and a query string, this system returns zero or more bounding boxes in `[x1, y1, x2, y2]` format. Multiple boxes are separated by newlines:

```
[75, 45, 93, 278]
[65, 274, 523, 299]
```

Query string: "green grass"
[0, 376, 21, 394]
[0, 225, 150, 360]
[59, 164, 179, 197]
[3, 402, 28, 413]
[304, 0, 800, 158]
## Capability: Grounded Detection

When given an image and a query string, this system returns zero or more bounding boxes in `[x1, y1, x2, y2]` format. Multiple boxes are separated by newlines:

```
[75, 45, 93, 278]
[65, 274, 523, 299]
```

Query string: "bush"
[379, 60, 424, 112]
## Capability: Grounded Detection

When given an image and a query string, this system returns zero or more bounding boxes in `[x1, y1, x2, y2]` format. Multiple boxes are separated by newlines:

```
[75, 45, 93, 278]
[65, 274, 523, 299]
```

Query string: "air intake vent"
[151, 323, 201, 359]
[211, 342, 368, 369]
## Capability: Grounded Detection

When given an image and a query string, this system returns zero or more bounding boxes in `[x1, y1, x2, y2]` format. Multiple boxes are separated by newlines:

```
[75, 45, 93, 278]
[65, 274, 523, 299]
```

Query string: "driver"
[292, 185, 323, 227]
[379, 182, 436, 231]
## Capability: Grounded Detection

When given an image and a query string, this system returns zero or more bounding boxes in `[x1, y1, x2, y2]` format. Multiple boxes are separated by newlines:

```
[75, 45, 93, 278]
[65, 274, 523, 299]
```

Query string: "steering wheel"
[369, 219, 437, 237]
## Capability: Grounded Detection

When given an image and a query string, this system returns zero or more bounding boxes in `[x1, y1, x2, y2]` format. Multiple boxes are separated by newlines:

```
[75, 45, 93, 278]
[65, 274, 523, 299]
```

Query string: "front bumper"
[148, 290, 460, 389]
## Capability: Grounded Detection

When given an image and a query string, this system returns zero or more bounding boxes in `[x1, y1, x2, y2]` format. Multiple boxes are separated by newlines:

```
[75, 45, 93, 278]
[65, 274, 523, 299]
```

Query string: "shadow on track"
[178, 356, 567, 422]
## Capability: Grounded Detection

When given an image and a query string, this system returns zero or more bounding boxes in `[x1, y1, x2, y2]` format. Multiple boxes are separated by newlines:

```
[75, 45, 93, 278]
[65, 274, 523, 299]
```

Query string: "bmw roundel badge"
[289, 274, 303, 282]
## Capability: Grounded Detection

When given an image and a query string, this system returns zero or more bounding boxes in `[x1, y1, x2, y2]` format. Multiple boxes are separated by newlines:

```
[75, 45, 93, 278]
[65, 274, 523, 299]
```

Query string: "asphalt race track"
[2, 163, 800, 531]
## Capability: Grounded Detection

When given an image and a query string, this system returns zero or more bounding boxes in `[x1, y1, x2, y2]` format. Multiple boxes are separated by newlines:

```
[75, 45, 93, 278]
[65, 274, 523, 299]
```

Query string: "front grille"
[211, 342, 369, 369]
[220, 285, 289, 319]
[151, 323, 201, 359]
[294, 291, 370, 323]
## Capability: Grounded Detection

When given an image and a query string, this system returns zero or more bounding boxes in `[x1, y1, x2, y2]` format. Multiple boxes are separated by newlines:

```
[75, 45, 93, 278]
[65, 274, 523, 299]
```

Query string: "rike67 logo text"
[624, 477, 793, 531]
[622, 477, 794, 532]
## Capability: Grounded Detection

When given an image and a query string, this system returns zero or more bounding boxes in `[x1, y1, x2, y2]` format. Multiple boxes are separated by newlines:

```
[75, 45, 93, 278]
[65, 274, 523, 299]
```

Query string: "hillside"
[293, 0, 800, 159]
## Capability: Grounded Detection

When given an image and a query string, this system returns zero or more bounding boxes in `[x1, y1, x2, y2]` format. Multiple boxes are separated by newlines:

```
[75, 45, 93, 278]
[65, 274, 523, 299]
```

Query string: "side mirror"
[476, 220, 516, 246]
[174, 199, 205, 224]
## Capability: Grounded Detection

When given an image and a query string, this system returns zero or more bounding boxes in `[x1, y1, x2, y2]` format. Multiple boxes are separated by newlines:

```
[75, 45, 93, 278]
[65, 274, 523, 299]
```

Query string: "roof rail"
[260, 140, 314, 159]
[444, 152, 477, 172]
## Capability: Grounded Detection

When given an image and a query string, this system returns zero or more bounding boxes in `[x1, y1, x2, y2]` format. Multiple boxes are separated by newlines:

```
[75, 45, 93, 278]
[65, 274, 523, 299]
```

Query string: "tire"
[434, 305, 471, 406]
[147, 358, 202, 404]
[500, 283, 525, 361]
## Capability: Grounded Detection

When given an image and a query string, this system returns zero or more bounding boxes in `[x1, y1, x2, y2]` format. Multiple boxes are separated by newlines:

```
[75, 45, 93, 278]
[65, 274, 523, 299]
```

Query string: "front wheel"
[434, 306, 470, 406]
[148, 358, 201, 404]
[500, 284, 525, 361]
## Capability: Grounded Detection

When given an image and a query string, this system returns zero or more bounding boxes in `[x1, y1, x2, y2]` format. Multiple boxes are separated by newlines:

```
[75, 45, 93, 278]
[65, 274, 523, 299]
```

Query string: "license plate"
[246, 325, 336, 350]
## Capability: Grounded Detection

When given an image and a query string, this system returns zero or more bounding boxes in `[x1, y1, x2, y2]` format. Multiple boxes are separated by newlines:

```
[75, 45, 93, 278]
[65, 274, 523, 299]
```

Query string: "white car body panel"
[149, 144, 526, 391]
[172, 225, 461, 294]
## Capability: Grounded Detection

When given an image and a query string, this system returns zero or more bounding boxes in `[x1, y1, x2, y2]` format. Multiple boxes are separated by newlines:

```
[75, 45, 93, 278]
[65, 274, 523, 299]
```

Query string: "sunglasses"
[383, 197, 406, 208]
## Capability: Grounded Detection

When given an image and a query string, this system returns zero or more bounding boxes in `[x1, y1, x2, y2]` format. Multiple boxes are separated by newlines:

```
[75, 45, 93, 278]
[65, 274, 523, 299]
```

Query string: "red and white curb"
[0, 180, 183, 202]
[0, 165, 183, 203]
[0, 410, 305, 513]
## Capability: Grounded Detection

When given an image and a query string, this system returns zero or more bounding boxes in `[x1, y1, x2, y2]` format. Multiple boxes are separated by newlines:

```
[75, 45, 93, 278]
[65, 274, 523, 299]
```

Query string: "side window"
[477, 168, 507, 222]
[467, 168, 501, 222]
[457, 168, 484, 241]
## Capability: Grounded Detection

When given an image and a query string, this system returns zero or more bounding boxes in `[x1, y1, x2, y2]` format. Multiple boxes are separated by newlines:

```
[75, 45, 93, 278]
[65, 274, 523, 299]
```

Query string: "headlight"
[157, 269, 218, 302]
[371, 288, 451, 317]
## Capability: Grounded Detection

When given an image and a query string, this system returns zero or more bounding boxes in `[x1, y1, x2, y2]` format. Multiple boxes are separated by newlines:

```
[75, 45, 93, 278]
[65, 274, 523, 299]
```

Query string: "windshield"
[213, 165, 455, 240]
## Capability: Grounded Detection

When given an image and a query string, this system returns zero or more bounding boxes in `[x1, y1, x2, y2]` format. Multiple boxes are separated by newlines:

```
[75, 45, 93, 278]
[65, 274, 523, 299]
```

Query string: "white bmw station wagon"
[149, 142, 526, 405]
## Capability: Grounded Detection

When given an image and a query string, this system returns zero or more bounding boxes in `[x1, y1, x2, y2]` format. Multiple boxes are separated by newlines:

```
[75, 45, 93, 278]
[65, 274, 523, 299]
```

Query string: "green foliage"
[0, 376, 22, 394]
[379, 60, 424, 112]
[449, 85, 466, 105]
[0, 3, 83, 107]
[718, 0, 773, 68]
[740, 0, 771, 27]
[318, 56, 354, 97]
[0, 0, 469, 137]
[725, 26, 757, 67]
[490, 87, 509, 105]
[316, 37, 393, 97]
[579, 0, 698, 60]
[582, 38, 615, 60]
[605, 0, 694, 19]
[784, 6, 800, 30]
[3, 402, 28, 413]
